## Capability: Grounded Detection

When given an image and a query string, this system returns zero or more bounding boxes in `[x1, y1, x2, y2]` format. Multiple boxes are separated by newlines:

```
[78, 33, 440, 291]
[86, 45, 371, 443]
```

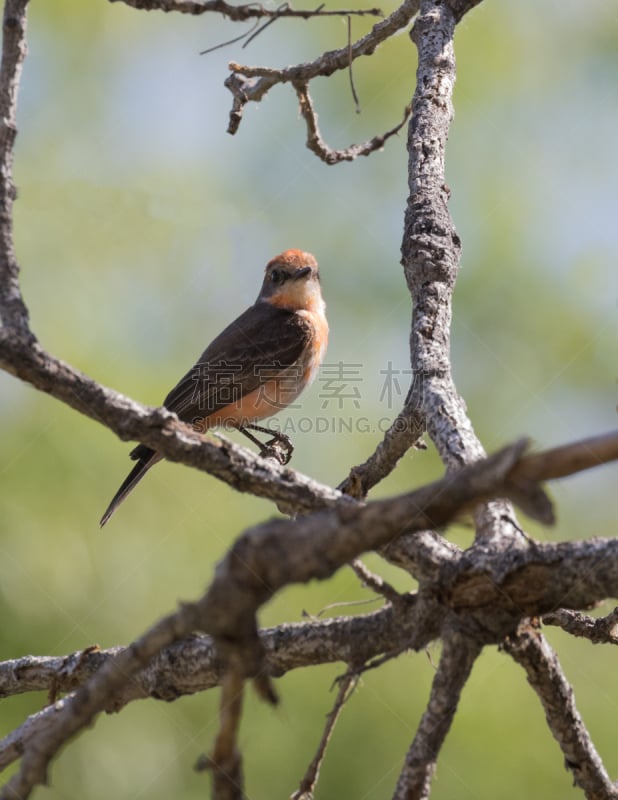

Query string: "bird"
[100, 249, 328, 526]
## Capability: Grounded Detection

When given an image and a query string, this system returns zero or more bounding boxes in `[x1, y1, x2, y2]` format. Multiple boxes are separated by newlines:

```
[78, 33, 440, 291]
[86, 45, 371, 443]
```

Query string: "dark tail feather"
[100, 448, 161, 527]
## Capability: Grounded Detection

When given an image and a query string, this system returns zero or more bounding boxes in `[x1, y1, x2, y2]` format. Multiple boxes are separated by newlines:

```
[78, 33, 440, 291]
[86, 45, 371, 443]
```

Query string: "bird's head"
[258, 249, 323, 313]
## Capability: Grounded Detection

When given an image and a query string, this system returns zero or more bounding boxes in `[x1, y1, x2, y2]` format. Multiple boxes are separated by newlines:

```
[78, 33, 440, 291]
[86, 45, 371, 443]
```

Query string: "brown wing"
[162, 301, 313, 423]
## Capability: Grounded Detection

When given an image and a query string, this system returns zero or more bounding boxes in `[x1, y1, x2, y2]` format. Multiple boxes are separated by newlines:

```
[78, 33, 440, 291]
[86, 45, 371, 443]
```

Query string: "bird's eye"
[271, 269, 286, 285]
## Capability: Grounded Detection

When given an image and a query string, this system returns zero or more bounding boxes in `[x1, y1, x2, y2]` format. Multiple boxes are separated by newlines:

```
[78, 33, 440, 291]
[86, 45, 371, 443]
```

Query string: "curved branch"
[294, 81, 411, 165]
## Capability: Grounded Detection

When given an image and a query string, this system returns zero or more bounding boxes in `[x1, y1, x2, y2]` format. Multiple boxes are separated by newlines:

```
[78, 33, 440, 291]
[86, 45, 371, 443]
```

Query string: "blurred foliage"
[1, 0, 617, 797]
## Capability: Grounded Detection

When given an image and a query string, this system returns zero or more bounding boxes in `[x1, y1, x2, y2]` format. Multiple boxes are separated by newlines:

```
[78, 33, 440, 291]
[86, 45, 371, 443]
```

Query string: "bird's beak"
[293, 266, 312, 281]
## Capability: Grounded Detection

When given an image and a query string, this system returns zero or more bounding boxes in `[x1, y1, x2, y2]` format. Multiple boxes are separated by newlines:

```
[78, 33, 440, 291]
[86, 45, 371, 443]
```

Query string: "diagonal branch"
[292, 671, 358, 800]
[504, 623, 617, 799]
[0, 332, 346, 515]
[393, 627, 482, 800]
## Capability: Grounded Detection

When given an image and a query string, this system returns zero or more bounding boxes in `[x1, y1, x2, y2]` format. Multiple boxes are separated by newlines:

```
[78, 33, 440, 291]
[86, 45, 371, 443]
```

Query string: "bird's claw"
[260, 434, 294, 466]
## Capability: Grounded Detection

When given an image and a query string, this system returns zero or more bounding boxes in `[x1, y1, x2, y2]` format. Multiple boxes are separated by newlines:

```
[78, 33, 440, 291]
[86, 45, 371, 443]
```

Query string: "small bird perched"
[100, 249, 328, 527]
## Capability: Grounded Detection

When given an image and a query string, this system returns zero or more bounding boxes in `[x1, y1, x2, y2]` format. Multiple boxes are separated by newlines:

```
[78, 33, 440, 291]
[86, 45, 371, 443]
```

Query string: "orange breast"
[203, 306, 328, 431]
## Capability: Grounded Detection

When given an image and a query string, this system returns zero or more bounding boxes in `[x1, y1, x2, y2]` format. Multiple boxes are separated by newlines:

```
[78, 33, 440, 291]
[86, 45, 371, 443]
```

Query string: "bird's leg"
[239, 424, 294, 465]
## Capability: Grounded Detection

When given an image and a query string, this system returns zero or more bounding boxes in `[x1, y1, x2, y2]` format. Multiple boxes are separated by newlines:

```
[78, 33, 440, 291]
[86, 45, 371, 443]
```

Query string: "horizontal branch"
[228, 0, 418, 82]
[542, 607, 618, 645]
[0, 601, 427, 707]
[0, 596, 439, 780]
[110, 0, 383, 20]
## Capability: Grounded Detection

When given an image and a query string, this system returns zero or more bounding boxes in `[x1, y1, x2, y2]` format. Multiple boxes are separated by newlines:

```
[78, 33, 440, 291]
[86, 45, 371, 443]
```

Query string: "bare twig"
[346, 15, 361, 113]
[292, 671, 358, 800]
[224, 0, 420, 134]
[112, 0, 384, 21]
[504, 622, 617, 798]
[393, 627, 482, 799]
[338, 408, 426, 498]
[350, 558, 402, 604]
[542, 607, 618, 645]
[294, 81, 411, 164]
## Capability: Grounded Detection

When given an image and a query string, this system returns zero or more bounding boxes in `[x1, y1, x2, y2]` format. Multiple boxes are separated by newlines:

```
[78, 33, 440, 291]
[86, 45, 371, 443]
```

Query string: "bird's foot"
[259, 433, 294, 466]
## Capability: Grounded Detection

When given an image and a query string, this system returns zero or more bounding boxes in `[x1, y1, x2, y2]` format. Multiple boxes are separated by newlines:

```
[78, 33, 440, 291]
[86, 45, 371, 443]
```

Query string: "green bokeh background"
[1, 0, 617, 797]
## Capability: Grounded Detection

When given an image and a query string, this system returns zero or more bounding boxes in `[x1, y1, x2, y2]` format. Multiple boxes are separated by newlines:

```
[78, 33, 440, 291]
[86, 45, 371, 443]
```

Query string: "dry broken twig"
[292, 671, 359, 799]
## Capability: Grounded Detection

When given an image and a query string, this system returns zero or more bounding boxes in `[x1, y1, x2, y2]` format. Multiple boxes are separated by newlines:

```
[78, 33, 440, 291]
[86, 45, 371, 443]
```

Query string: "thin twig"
[199, 19, 260, 55]
[224, 0, 420, 134]
[347, 15, 361, 113]
[350, 559, 402, 604]
[112, 0, 384, 21]
[295, 81, 410, 164]
[291, 671, 358, 800]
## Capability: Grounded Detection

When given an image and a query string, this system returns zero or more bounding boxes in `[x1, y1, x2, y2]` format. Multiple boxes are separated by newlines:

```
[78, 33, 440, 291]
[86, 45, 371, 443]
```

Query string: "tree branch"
[293, 80, 411, 165]
[225, 0, 419, 135]
[292, 670, 358, 800]
[393, 627, 481, 799]
[111, 0, 384, 20]
[0, 332, 348, 515]
[542, 608, 618, 646]
[400, 0, 521, 546]
[0, 0, 31, 338]
[504, 623, 617, 799]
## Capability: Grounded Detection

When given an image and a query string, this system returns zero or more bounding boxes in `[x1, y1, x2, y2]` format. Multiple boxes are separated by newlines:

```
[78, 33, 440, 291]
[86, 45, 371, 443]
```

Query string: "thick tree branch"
[504, 623, 618, 799]
[3, 488, 618, 795]
[400, 0, 521, 547]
